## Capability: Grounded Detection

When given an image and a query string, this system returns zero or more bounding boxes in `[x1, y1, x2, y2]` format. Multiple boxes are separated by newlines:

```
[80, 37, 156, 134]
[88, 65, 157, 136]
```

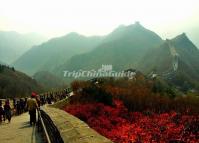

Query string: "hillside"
[138, 33, 199, 91]
[33, 71, 67, 90]
[62, 78, 199, 143]
[13, 33, 103, 75]
[55, 22, 163, 77]
[10, 23, 199, 92]
[0, 64, 43, 98]
[0, 31, 46, 64]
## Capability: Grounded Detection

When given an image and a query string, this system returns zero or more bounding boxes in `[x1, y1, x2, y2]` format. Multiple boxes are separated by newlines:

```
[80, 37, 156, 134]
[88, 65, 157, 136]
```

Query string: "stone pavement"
[0, 112, 43, 143]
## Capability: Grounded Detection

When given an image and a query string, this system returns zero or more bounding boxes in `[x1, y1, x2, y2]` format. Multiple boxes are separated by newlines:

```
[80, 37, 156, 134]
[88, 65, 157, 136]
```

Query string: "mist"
[0, 0, 199, 47]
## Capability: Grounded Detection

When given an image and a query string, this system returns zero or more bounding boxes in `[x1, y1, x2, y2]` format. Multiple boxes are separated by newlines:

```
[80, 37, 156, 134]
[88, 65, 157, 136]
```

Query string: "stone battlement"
[42, 106, 112, 143]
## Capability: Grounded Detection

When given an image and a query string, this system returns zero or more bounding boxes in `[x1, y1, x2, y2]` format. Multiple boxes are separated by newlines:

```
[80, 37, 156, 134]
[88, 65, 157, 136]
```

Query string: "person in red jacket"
[26, 92, 38, 125]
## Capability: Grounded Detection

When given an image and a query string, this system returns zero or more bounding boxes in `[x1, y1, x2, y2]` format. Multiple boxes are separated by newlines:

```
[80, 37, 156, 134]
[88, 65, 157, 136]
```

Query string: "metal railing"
[37, 108, 64, 143]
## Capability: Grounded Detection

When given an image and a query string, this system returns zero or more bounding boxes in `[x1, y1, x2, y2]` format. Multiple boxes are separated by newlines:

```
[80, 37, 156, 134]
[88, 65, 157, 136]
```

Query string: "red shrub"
[64, 100, 199, 143]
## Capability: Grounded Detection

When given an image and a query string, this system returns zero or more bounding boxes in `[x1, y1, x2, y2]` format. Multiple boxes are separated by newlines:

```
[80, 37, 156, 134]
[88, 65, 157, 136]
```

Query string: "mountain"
[33, 71, 67, 90]
[13, 33, 103, 75]
[55, 22, 163, 77]
[0, 64, 43, 98]
[139, 33, 199, 91]
[0, 31, 46, 64]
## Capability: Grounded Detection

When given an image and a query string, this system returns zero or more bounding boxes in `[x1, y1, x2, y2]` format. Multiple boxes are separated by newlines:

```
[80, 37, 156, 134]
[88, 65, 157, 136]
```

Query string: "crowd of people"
[0, 88, 71, 124]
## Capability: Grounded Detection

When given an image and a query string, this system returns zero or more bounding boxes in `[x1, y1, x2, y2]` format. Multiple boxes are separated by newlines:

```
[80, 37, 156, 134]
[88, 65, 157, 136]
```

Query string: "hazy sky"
[0, 0, 199, 45]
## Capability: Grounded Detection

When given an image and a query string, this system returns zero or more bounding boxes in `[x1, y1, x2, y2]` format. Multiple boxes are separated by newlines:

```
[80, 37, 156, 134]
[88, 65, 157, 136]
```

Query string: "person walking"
[4, 99, 12, 123]
[26, 92, 38, 125]
[16, 100, 21, 115]
[19, 98, 25, 113]
[24, 98, 28, 112]
[0, 100, 4, 123]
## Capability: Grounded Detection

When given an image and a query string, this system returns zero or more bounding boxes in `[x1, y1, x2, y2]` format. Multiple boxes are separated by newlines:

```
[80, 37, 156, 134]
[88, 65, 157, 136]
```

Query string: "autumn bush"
[102, 78, 199, 115]
[64, 100, 199, 143]
[64, 78, 199, 142]
[70, 80, 113, 105]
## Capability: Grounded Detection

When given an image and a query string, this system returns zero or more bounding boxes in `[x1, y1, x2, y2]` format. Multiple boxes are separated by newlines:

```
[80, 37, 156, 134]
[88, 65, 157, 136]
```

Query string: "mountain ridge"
[139, 33, 199, 91]
[0, 31, 46, 64]
[55, 22, 163, 76]
[9, 22, 199, 92]
[13, 32, 104, 75]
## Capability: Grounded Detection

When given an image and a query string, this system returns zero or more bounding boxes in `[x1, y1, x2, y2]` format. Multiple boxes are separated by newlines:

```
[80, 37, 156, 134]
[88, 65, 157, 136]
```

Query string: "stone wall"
[42, 106, 113, 143]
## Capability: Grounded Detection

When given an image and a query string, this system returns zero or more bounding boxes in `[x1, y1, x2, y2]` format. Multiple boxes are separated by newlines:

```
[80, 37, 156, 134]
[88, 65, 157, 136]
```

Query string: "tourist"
[13, 98, 17, 109]
[19, 98, 25, 113]
[0, 100, 4, 123]
[35, 95, 41, 108]
[40, 95, 45, 106]
[16, 100, 21, 115]
[26, 92, 38, 125]
[24, 98, 28, 112]
[4, 99, 12, 123]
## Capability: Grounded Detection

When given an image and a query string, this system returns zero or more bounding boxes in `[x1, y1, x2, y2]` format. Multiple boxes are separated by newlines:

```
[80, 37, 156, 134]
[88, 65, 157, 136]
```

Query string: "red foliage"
[64, 100, 199, 143]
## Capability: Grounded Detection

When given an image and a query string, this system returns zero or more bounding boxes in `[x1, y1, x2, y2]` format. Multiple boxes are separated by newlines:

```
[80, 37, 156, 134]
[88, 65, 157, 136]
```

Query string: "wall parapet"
[41, 106, 113, 143]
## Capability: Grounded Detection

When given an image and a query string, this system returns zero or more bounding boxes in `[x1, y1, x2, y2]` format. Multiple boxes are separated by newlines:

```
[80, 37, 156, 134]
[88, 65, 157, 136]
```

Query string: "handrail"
[37, 107, 64, 143]
[37, 108, 51, 143]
